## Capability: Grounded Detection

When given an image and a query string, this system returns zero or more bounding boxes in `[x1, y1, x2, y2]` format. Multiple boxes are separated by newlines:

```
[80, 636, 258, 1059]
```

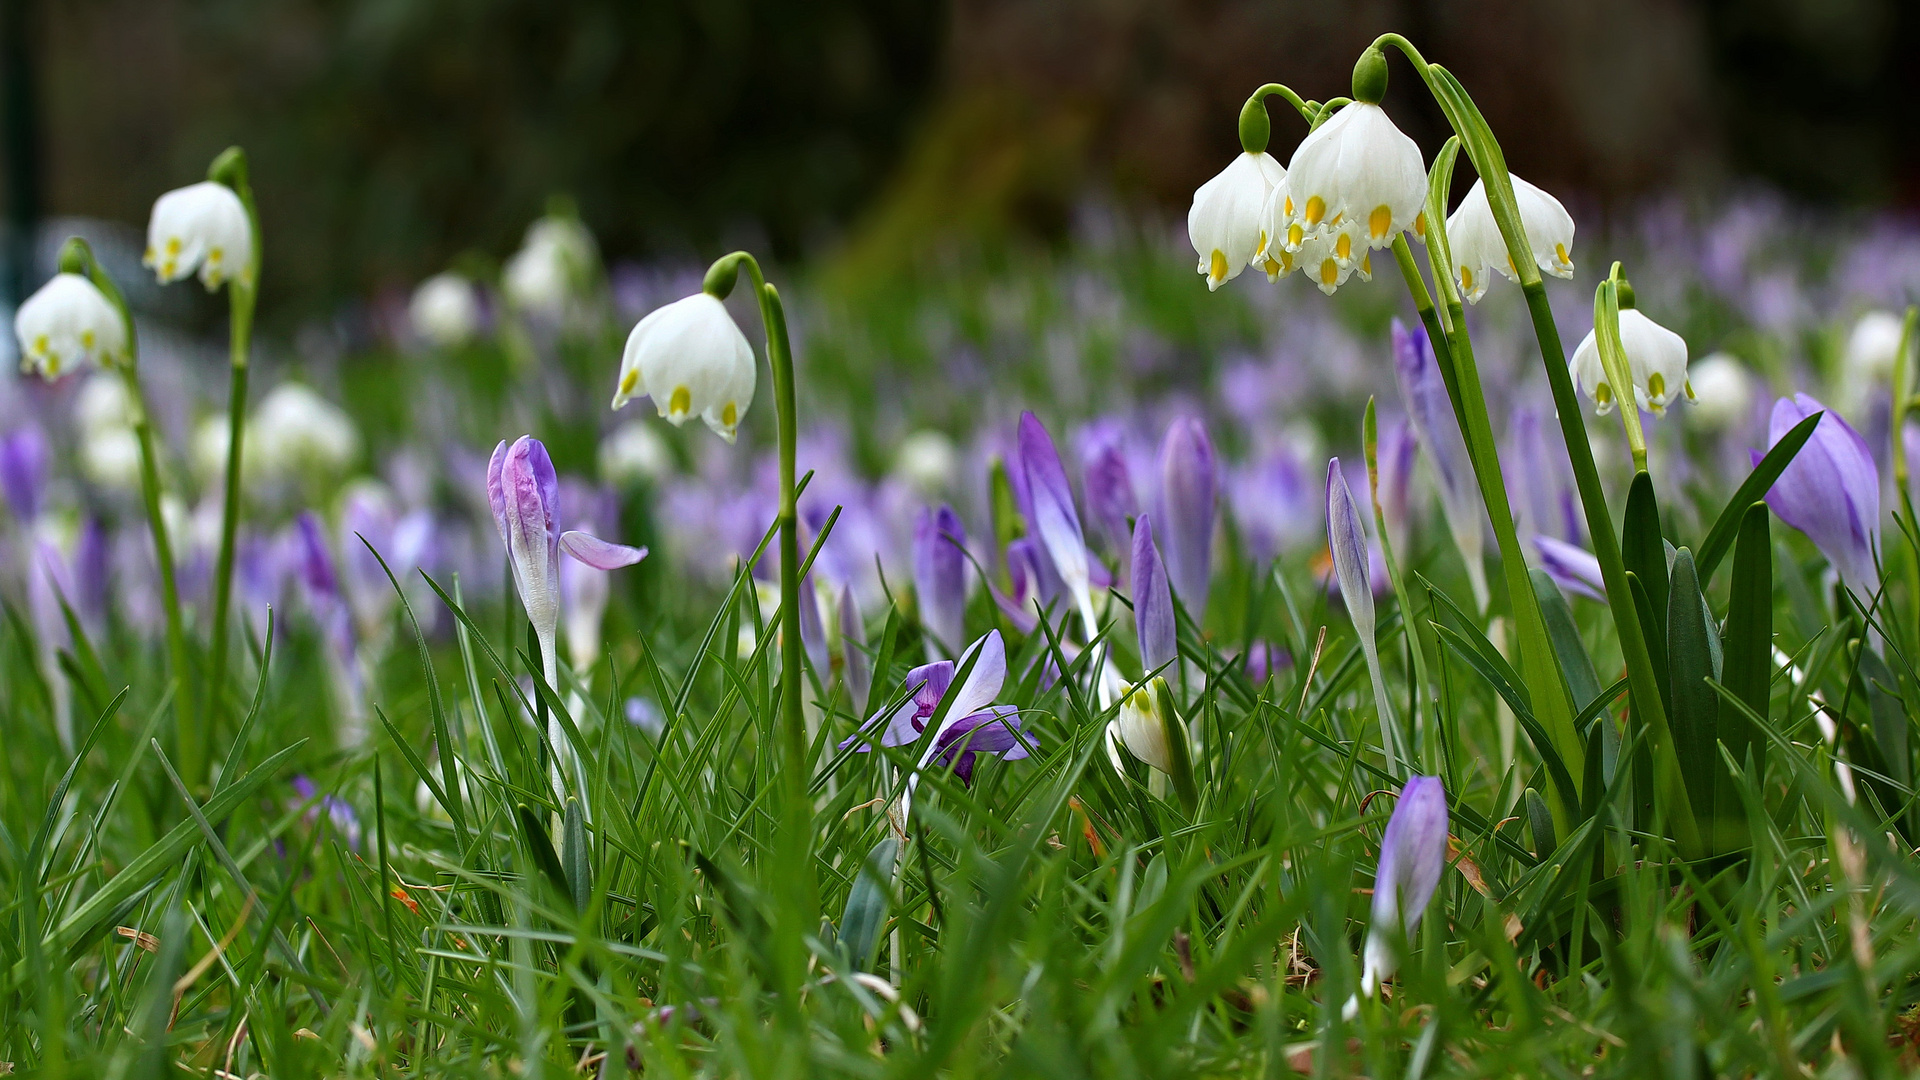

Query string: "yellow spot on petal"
[1283, 195, 1294, 217]
[1368, 205, 1392, 239]
[1507, 255, 1518, 277]
[1459, 265, 1474, 293]
[33, 334, 47, 355]
[1287, 222, 1303, 248]
[618, 369, 639, 396]
[165, 237, 182, 255]
[1361, 253, 1372, 276]
[1335, 233, 1351, 261]
[81, 330, 94, 348]
[721, 401, 737, 427]
[1209, 249, 1228, 283]
[1256, 229, 1268, 254]
[208, 248, 223, 264]
[1320, 259, 1338, 287]
[1647, 373, 1666, 401]
[1555, 242, 1572, 269]
[1304, 195, 1325, 226]
[669, 385, 691, 416]
[1595, 383, 1612, 407]
[1414, 211, 1427, 238]
[1685, 380, 1696, 402]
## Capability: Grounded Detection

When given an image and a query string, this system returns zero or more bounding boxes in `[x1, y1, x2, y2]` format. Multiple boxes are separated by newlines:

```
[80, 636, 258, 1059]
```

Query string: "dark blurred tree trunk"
[2, 0, 40, 308]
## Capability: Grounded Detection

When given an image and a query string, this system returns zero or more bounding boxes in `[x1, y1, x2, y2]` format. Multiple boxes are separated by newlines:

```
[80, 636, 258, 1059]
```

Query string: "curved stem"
[1246, 82, 1316, 125]
[203, 164, 260, 781]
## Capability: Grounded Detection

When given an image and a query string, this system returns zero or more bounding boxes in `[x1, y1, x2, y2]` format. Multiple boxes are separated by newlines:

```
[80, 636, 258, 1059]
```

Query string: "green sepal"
[703, 254, 741, 299]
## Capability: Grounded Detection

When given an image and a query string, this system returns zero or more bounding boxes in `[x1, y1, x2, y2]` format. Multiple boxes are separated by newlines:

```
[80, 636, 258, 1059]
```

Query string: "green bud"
[56, 236, 93, 276]
[703, 256, 740, 300]
[1237, 94, 1270, 155]
[1617, 278, 1637, 310]
[207, 145, 249, 189]
[1351, 47, 1389, 105]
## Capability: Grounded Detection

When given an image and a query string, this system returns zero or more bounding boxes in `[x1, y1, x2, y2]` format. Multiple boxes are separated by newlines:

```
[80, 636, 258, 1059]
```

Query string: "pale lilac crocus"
[1759, 394, 1880, 598]
[1132, 515, 1176, 674]
[1392, 319, 1488, 610]
[1018, 412, 1098, 638]
[1505, 407, 1581, 546]
[1080, 425, 1139, 573]
[1328, 458, 1404, 773]
[290, 775, 362, 851]
[1375, 418, 1418, 561]
[912, 504, 969, 658]
[1534, 536, 1605, 602]
[296, 512, 365, 745]
[488, 435, 646, 794]
[1353, 776, 1449, 1011]
[1157, 417, 1216, 619]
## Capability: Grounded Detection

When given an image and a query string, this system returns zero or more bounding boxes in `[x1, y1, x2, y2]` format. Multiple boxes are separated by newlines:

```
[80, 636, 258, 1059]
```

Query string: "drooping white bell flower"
[145, 181, 253, 290]
[1570, 307, 1692, 416]
[503, 216, 598, 316]
[1444, 175, 1575, 304]
[74, 371, 137, 434]
[81, 427, 143, 491]
[611, 293, 756, 442]
[409, 272, 482, 347]
[894, 430, 959, 495]
[1275, 103, 1426, 259]
[250, 383, 360, 479]
[1686, 352, 1755, 432]
[14, 273, 126, 379]
[1188, 151, 1287, 290]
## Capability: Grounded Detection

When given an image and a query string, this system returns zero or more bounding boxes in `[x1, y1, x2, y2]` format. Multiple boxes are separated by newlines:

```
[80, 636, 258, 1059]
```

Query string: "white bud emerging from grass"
[612, 293, 756, 443]
[145, 181, 253, 290]
[504, 216, 597, 316]
[14, 273, 126, 379]
[598, 420, 674, 486]
[1686, 352, 1755, 432]
[251, 383, 360, 479]
[895, 430, 958, 495]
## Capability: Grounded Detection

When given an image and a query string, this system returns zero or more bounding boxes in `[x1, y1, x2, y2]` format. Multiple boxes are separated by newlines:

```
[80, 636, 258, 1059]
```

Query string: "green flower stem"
[1375, 32, 1703, 857]
[1593, 267, 1648, 473]
[709, 249, 815, 991]
[60, 238, 195, 762]
[200, 147, 261, 792]
[1891, 307, 1918, 641]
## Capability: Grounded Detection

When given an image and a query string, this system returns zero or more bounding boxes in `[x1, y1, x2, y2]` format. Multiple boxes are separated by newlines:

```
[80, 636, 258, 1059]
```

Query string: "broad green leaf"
[1532, 569, 1601, 714]
[1720, 504, 1772, 798]
[1666, 548, 1722, 845]
[840, 836, 899, 973]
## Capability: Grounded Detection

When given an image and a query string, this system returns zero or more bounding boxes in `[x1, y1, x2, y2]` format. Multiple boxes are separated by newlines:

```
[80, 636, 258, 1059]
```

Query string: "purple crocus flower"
[1375, 419, 1419, 560]
[1242, 641, 1291, 685]
[1018, 413, 1097, 636]
[1391, 320, 1488, 610]
[798, 570, 830, 680]
[290, 775, 362, 851]
[841, 630, 1029, 799]
[1534, 536, 1605, 601]
[1358, 776, 1449, 1001]
[0, 425, 49, 522]
[1759, 394, 1880, 598]
[1157, 417, 1216, 619]
[839, 583, 870, 717]
[912, 504, 969, 658]
[339, 482, 401, 641]
[1328, 458, 1403, 773]
[1505, 407, 1581, 545]
[1079, 422, 1139, 570]
[1131, 515, 1176, 674]
[295, 512, 365, 743]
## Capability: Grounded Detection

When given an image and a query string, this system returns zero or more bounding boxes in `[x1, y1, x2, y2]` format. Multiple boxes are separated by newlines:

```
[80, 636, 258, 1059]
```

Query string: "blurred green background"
[4, 0, 1917, 322]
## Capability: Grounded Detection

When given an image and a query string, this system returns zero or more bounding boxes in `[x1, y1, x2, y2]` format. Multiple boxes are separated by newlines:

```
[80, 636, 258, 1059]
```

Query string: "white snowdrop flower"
[598, 420, 675, 486]
[503, 216, 598, 316]
[1108, 681, 1174, 774]
[251, 383, 360, 478]
[409, 272, 482, 347]
[74, 371, 138, 434]
[81, 427, 143, 491]
[1845, 310, 1907, 383]
[894, 430, 958, 495]
[1686, 352, 1755, 432]
[1276, 102, 1426, 259]
[14, 273, 126, 379]
[611, 293, 756, 443]
[1570, 308, 1692, 416]
[144, 181, 253, 290]
[1188, 151, 1287, 290]
[1444, 175, 1575, 304]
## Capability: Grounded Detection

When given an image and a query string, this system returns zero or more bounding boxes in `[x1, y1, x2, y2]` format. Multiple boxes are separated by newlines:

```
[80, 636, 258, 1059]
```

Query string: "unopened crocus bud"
[1080, 431, 1138, 570]
[14, 272, 127, 379]
[1533, 536, 1606, 602]
[409, 272, 483, 347]
[1760, 394, 1879, 598]
[0, 425, 50, 522]
[1326, 459, 1374, 642]
[1358, 776, 1449, 1002]
[611, 294, 756, 443]
[1570, 308, 1692, 416]
[1444, 175, 1575, 304]
[1392, 319, 1487, 610]
[1131, 515, 1175, 673]
[1158, 417, 1216, 619]
[912, 504, 969, 657]
[1018, 412, 1096, 636]
[145, 181, 253, 290]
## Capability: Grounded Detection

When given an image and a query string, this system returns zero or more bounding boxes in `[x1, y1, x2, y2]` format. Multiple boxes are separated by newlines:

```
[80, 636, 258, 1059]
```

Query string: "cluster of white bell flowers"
[1187, 62, 1701, 420]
